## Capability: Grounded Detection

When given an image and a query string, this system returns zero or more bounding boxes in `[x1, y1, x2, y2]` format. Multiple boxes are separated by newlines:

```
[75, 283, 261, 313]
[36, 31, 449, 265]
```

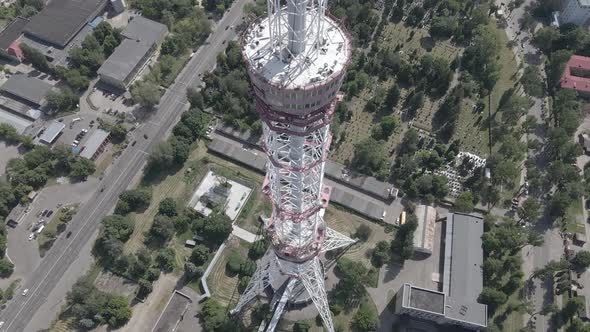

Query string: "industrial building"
[0, 17, 28, 62]
[80, 129, 110, 160]
[395, 213, 487, 330]
[0, 0, 109, 65]
[39, 121, 65, 145]
[0, 74, 53, 108]
[560, 54, 590, 98]
[560, 0, 590, 26]
[97, 16, 167, 89]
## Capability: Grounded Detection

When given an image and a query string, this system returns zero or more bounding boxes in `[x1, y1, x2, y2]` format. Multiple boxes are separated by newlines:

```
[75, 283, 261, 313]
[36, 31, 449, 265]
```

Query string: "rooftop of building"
[80, 129, 109, 159]
[328, 186, 386, 220]
[39, 121, 65, 144]
[560, 54, 590, 92]
[20, 23, 95, 66]
[0, 17, 28, 50]
[413, 205, 436, 254]
[207, 138, 267, 171]
[324, 160, 395, 200]
[122, 16, 168, 45]
[243, 11, 350, 89]
[0, 108, 32, 135]
[97, 39, 152, 82]
[0, 73, 53, 106]
[24, 0, 107, 48]
[579, 0, 590, 7]
[442, 212, 487, 328]
[405, 284, 446, 315]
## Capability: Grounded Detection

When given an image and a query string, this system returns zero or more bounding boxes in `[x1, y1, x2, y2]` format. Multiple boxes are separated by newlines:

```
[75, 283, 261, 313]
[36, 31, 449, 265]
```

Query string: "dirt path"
[115, 273, 179, 332]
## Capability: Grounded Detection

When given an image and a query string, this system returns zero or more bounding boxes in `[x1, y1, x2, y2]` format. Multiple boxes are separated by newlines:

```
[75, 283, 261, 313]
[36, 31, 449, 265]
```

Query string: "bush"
[240, 259, 256, 277]
[158, 197, 177, 217]
[293, 321, 311, 332]
[190, 244, 210, 266]
[355, 224, 372, 241]
[0, 259, 14, 278]
[226, 253, 245, 275]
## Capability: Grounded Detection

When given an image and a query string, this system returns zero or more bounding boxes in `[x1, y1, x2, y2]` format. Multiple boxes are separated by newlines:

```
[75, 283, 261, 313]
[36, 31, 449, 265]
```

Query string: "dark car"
[46, 210, 53, 218]
[66, 231, 72, 238]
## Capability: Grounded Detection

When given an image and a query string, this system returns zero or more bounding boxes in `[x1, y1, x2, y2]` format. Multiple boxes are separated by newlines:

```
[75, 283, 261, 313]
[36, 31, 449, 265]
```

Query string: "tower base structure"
[230, 227, 355, 332]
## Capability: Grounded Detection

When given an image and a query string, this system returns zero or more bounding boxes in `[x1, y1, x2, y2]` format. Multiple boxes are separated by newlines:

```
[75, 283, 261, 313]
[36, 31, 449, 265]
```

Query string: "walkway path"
[232, 225, 258, 243]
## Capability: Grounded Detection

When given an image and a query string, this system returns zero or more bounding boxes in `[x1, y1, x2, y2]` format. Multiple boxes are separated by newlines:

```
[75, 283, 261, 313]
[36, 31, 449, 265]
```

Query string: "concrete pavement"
[0, 1, 251, 330]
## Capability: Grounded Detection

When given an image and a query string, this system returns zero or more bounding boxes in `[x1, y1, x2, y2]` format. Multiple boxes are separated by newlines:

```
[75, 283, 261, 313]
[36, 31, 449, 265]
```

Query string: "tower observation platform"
[231, 0, 356, 331]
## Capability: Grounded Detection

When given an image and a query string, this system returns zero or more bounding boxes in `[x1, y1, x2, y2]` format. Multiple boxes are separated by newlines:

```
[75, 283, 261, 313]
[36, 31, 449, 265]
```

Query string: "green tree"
[371, 241, 390, 267]
[517, 199, 541, 223]
[149, 215, 175, 245]
[351, 137, 389, 177]
[391, 213, 418, 263]
[202, 213, 232, 245]
[355, 224, 372, 242]
[572, 251, 590, 272]
[532, 27, 560, 53]
[0, 259, 14, 278]
[454, 191, 474, 212]
[131, 81, 161, 109]
[520, 66, 545, 98]
[478, 287, 507, 313]
[293, 321, 311, 332]
[158, 197, 177, 217]
[46, 89, 79, 112]
[352, 302, 378, 331]
[20, 43, 50, 72]
[156, 247, 176, 272]
[190, 244, 210, 266]
[200, 298, 227, 331]
[69, 158, 96, 178]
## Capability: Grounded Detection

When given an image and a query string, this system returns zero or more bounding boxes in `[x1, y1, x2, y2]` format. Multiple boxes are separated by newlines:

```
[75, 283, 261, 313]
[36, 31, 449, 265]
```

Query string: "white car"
[28, 233, 35, 241]
[22, 289, 28, 296]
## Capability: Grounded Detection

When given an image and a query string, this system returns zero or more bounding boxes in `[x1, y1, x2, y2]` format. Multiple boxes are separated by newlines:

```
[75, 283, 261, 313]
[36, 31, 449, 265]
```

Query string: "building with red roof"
[560, 54, 590, 97]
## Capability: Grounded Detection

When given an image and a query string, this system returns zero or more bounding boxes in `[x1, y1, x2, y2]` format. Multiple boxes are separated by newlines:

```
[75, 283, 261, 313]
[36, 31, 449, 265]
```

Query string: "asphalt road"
[0, 1, 250, 330]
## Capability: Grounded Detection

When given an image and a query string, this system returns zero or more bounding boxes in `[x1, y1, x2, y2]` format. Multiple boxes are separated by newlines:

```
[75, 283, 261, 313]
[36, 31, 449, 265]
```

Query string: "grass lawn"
[206, 237, 251, 307]
[125, 144, 208, 254]
[453, 21, 519, 157]
[325, 206, 393, 271]
[276, 296, 379, 332]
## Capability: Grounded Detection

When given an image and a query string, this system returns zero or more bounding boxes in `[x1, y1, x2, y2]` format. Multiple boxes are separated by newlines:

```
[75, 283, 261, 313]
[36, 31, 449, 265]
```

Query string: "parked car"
[22, 289, 28, 296]
[46, 210, 53, 218]
[28, 233, 34, 241]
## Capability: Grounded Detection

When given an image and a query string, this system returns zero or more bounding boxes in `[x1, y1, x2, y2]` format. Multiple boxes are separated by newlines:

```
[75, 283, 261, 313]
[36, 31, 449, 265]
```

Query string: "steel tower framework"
[231, 0, 354, 330]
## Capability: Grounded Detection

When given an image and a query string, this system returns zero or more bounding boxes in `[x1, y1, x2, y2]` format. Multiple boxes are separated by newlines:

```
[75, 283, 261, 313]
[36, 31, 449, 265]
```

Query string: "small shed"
[185, 240, 196, 248]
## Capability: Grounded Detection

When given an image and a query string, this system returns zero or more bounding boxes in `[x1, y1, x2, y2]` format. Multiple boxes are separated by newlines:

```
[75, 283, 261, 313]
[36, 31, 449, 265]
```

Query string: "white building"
[560, 0, 590, 26]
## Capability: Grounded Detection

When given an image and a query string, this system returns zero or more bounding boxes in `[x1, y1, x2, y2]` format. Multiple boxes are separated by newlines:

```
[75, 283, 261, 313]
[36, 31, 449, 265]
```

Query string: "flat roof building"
[24, 0, 108, 48]
[560, 54, 590, 97]
[80, 129, 110, 160]
[122, 16, 168, 45]
[208, 138, 267, 171]
[98, 16, 167, 89]
[324, 160, 396, 201]
[0, 74, 53, 108]
[0, 109, 32, 135]
[39, 121, 65, 145]
[395, 213, 487, 330]
[413, 205, 436, 255]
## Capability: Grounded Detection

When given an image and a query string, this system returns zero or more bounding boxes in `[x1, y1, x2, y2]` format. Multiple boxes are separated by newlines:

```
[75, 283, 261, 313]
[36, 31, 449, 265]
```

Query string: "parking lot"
[0, 177, 99, 289]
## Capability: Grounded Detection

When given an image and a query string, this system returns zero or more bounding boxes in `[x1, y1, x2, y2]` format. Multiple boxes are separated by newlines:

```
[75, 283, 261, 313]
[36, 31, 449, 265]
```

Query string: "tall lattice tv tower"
[230, 0, 355, 331]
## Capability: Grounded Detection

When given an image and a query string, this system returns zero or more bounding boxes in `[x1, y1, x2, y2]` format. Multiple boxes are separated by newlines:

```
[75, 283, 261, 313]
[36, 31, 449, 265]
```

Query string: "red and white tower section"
[230, 0, 355, 331]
